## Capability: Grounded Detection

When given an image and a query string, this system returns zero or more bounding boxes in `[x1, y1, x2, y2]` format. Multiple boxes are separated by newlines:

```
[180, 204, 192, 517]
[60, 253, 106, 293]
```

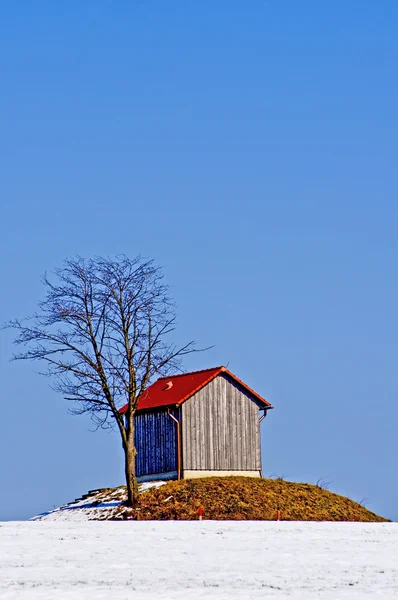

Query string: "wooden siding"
[181, 374, 262, 471]
[135, 408, 179, 477]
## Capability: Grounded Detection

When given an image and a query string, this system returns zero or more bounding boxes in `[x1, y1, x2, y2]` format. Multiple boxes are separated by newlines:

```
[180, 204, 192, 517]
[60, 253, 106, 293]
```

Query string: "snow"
[32, 481, 167, 522]
[139, 481, 168, 492]
[1, 521, 397, 599]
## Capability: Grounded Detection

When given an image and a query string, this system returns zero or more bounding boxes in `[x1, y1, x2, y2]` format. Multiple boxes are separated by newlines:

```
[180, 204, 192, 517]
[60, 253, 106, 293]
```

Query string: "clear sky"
[1, 1, 397, 522]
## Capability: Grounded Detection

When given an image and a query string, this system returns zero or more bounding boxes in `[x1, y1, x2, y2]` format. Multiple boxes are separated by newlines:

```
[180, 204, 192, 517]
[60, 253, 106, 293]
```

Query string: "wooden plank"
[220, 375, 228, 469]
[207, 383, 214, 469]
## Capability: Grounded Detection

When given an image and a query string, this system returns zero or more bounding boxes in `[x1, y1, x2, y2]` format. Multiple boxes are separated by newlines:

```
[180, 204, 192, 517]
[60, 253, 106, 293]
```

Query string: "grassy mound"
[109, 477, 389, 522]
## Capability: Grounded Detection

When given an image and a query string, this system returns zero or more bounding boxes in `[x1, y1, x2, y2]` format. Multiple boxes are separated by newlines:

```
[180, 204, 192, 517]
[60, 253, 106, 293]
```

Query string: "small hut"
[119, 366, 273, 482]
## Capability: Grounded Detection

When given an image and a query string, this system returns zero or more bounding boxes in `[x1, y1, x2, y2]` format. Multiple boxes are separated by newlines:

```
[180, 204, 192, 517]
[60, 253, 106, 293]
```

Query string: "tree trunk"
[124, 426, 139, 507]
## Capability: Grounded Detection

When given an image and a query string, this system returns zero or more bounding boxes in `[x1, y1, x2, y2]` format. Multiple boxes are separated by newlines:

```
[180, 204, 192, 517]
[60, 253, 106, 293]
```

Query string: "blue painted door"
[134, 409, 178, 477]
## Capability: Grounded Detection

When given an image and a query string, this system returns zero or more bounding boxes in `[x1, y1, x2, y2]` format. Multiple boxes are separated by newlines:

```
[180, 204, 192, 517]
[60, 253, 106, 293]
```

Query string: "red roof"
[119, 366, 272, 413]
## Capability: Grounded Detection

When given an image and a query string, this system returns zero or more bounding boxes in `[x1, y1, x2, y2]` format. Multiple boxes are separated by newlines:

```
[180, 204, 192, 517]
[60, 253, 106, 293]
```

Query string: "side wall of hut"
[181, 374, 262, 474]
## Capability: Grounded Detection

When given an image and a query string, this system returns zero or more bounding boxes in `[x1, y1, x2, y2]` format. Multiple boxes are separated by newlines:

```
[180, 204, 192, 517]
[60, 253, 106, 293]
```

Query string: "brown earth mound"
[106, 477, 389, 522]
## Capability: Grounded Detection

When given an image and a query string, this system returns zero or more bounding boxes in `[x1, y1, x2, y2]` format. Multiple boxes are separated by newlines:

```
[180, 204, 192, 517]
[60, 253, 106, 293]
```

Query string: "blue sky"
[1, 1, 397, 521]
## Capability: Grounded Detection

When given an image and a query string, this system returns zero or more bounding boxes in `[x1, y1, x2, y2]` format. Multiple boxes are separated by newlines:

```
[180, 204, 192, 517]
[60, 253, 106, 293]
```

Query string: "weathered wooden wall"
[135, 408, 179, 477]
[181, 374, 262, 471]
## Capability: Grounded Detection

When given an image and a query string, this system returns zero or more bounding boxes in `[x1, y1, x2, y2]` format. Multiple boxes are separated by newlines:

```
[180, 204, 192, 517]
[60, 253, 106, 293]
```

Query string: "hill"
[93, 477, 388, 522]
[34, 477, 388, 522]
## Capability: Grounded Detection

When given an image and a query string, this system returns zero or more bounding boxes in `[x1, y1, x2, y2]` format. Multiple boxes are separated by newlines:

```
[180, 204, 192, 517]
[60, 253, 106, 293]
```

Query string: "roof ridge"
[157, 366, 224, 380]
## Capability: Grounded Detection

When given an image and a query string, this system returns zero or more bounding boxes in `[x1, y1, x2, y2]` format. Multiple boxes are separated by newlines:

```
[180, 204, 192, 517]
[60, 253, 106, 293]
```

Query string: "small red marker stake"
[276, 510, 281, 521]
[198, 506, 203, 521]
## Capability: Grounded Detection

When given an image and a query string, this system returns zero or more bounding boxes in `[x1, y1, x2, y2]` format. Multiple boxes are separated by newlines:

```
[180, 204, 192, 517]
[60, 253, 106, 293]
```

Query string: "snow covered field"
[1, 521, 397, 599]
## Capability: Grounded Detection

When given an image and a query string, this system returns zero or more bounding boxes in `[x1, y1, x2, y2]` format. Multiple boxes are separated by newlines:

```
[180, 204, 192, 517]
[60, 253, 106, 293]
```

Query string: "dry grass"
[104, 477, 389, 522]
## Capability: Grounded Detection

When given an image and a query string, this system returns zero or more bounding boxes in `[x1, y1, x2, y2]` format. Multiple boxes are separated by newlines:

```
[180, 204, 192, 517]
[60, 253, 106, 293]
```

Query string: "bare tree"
[5, 255, 201, 506]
